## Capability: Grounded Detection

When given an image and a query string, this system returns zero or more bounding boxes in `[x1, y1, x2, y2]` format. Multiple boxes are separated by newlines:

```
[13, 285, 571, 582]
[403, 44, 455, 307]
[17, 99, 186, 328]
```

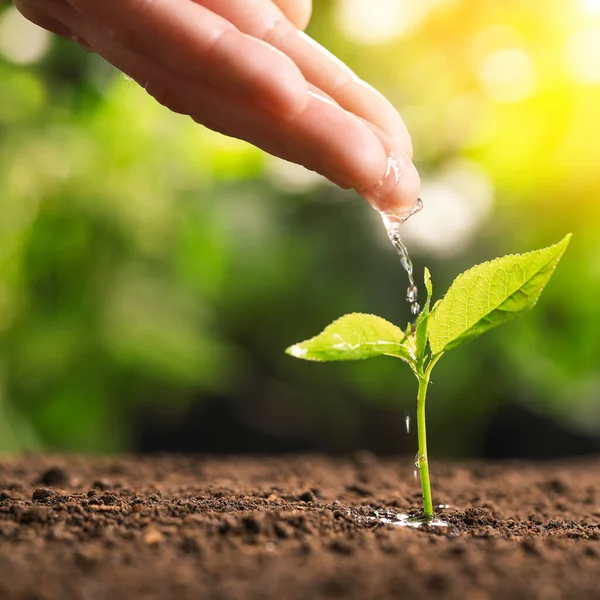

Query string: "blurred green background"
[1, 0, 599, 457]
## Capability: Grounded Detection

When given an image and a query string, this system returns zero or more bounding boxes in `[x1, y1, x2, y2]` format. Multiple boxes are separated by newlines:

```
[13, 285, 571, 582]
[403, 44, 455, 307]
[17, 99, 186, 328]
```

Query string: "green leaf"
[428, 235, 571, 355]
[286, 313, 414, 363]
[415, 268, 433, 363]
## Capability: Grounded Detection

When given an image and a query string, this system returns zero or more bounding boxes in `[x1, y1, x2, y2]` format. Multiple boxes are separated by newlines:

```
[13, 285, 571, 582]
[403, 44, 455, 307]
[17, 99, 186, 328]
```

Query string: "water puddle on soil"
[371, 509, 449, 529]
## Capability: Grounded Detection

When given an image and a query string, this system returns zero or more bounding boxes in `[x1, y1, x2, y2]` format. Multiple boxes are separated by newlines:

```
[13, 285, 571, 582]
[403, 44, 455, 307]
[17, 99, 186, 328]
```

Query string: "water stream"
[381, 198, 423, 316]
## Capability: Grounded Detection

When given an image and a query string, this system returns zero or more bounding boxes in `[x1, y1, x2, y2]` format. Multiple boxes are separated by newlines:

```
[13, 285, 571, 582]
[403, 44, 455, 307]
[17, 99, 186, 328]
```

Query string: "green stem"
[415, 353, 442, 520]
[416, 370, 433, 519]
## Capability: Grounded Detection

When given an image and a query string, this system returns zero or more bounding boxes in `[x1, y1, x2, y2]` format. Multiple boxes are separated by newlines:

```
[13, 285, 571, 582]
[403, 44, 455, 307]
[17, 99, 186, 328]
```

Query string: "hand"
[14, 0, 421, 219]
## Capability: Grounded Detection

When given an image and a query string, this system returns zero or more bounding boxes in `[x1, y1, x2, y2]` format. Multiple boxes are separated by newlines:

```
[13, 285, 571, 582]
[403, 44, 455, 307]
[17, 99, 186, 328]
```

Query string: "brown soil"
[1, 454, 599, 600]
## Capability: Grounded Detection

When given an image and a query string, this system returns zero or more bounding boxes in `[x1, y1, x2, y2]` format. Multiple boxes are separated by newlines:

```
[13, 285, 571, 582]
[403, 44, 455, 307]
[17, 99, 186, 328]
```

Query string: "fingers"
[16, 0, 419, 215]
[280, 33, 415, 157]
[193, 0, 412, 156]
[65, 0, 309, 118]
[76, 25, 393, 194]
[271, 0, 312, 31]
[95, 15, 419, 214]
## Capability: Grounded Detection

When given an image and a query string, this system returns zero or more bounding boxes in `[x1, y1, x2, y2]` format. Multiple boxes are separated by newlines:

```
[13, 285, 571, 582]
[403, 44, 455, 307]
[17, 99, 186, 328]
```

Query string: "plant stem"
[416, 370, 433, 519]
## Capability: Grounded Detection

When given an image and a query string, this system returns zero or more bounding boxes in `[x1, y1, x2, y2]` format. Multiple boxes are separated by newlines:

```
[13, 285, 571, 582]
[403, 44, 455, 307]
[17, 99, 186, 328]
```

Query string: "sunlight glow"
[335, 0, 430, 44]
[564, 28, 600, 84]
[580, 0, 600, 14]
[477, 48, 536, 103]
[0, 7, 51, 65]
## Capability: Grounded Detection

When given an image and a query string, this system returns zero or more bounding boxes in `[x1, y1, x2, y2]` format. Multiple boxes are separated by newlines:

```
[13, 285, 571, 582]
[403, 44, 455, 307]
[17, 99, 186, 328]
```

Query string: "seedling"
[286, 235, 571, 519]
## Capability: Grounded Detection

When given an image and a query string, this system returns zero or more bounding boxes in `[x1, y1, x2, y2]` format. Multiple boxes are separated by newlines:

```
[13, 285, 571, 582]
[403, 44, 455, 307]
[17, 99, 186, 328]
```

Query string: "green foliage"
[287, 313, 414, 363]
[289, 237, 571, 367]
[428, 235, 571, 355]
[286, 238, 570, 518]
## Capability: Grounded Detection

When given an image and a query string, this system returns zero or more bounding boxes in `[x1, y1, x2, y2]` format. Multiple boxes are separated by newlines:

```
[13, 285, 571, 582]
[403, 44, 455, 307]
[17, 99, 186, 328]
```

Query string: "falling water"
[381, 198, 423, 316]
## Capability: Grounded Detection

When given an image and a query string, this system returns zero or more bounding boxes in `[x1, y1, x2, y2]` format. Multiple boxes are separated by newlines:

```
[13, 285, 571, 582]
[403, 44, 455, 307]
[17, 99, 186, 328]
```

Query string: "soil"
[1, 454, 599, 600]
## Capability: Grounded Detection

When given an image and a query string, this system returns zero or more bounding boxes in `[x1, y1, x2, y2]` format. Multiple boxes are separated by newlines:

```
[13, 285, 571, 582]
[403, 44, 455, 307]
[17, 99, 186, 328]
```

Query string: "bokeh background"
[1, 0, 599, 458]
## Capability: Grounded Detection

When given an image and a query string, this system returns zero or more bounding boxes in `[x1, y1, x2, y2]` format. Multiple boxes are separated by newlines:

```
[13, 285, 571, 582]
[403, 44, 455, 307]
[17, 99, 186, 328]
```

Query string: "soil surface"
[1, 454, 600, 600]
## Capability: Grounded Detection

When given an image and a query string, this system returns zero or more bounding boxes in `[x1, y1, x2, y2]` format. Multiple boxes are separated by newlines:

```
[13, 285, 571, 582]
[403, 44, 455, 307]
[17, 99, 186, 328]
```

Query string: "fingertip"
[359, 150, 422, 219]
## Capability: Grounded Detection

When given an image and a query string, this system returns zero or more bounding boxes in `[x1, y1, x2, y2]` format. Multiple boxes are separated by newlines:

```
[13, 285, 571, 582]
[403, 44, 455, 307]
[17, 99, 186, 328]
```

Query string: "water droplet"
[405, 414, 410, 434]
[412, 197, 424, 216]
[406, 285, 418, 303]
[410, 302, 421, 315]
[413, 469, 419, 481]
[414, 452, 420, 468]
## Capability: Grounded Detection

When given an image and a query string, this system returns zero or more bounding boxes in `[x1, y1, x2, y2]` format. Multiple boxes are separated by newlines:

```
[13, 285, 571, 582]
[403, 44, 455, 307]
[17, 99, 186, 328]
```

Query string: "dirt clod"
[31, 488, 55, 502]
[37, 467, 69, 487]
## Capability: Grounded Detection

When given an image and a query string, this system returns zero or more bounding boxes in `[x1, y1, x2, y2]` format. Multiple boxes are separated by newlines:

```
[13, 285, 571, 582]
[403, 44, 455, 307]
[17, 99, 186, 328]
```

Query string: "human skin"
[13, 0, 421, 220]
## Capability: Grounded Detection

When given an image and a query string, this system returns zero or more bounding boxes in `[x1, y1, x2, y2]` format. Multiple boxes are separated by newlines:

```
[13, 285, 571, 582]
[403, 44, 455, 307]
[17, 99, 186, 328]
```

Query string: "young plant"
[286, 235, 571, 519]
